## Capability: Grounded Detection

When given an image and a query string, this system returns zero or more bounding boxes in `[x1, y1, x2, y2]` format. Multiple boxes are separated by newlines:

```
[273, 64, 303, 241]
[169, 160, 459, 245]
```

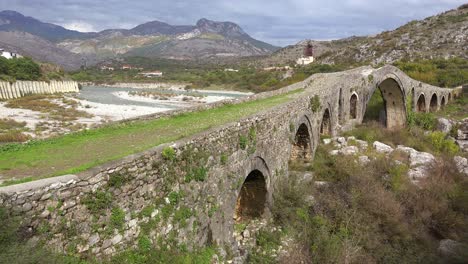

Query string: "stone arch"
[441, 96, 446, 108]
[350, 93, 358, 119]
[234, 169, 268, 223]
[430, 94, 438, 112]
[320, 108, 332, 136]
[233, 156, 271, 224]
[411, 87, 416, 110]
[448, 93, 452, 102]
[290, 115, 313, 161]
[416, 93, 426, 113]
[365, 76, 406, 129]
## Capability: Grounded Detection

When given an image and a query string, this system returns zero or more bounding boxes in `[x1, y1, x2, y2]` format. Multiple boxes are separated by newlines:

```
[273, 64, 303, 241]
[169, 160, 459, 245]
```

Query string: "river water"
[77, 86, 249, 109]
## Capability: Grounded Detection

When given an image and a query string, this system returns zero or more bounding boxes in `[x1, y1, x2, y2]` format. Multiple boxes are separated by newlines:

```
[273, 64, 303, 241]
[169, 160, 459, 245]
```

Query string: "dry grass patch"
[5, 95, 92, 121]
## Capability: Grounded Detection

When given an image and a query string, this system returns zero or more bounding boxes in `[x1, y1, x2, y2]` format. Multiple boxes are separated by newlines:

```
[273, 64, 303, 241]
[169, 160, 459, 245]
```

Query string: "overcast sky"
[2, 0, 465, 46]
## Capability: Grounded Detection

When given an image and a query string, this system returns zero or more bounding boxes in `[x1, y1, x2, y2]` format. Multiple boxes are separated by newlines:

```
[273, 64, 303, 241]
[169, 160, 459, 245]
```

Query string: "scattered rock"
[358, 155, 371, 165]
[340, 146, 359, 155]
[437, 118, 452, 134]
[88, 234, 100, 247]
[111, 234, 123, 245]
[323, 138, 332, 145]
[409, 151, 435, 167]
[454, 156, 468, 176]
[355, 139, 369, 150]
[102, 239, 112, 249]
[336, 137, 347, 144]
[438, 239, 463, 257]
[373, 141, 393, 153]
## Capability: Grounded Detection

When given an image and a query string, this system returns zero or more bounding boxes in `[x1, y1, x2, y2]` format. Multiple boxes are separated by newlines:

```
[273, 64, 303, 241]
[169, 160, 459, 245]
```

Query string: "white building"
[0, 49, 22, 59]
[296, 41, 314, 66]
[296, 56, 314, 66]
[138, 71, 163, 78]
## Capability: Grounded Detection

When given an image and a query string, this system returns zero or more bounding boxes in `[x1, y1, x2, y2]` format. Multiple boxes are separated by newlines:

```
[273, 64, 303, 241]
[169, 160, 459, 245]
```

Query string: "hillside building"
[296, 42, 314, 66]
[0, 48, 22, 59]
[138, 71, 163, 78]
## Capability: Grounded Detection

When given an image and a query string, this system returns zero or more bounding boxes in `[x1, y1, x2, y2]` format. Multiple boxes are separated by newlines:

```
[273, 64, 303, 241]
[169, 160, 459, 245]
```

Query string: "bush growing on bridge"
[310, 95, 321, 113]
[162, 147, 176, 161]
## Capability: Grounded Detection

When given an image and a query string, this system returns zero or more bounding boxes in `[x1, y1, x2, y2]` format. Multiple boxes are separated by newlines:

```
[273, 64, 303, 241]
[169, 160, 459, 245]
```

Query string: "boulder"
[336, 137, 347, 144]
[323, 138, 332, 145]
[438, 239, 463, 257]
[355, 140, 369, 150]
[437, 118, 452, 134]
[358, 155, 370, 165]
[373, 141, 393, 153]
[409, 151, 435, 167]
[340, 146, 359, 155]
[454, 156, 468, 176]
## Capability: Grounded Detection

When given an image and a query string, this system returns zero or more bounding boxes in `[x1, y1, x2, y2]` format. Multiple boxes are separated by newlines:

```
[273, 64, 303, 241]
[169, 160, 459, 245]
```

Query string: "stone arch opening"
[430, 94, 438, 112]
[320, 109, 331, 135]
[416, 94, 426, 112]
[290, 123, 311, 161]
[234, 170, 267, 223]
[350, 93, 358, 119]
[448, 93, 452, 101]
[441, 96, 446, 108]
[364, 78, 406, 128]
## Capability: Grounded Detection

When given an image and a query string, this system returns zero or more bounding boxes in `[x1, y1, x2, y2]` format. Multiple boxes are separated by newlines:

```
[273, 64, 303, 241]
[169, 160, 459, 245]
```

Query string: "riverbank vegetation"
[70, 57, 345, 93]
[0, 56, 67, 82]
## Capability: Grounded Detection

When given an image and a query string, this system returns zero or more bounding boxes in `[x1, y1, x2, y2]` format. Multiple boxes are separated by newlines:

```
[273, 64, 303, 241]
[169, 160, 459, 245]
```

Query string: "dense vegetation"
[0, 56, 67, 82]
[267, 142, 468, 263]
[394, 58, 468, 88]
[70, 57, 346, 93]
[0, 57, 41, 81]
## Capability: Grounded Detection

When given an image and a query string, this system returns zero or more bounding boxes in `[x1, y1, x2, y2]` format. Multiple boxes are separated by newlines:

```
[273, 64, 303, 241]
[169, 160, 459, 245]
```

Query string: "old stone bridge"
[0, 65, 458, 257]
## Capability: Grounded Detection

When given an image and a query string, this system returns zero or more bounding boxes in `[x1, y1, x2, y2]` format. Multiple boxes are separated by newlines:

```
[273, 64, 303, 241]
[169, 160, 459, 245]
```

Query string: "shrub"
[110, 207, 126, 231]
[427, 131, 459, 155]
[161, 147, 176, 161]
[239, 135, 248, 150]
[82, 191, 113, 215]
[310, 95, 321, 112]
[412, 112, 437, 130]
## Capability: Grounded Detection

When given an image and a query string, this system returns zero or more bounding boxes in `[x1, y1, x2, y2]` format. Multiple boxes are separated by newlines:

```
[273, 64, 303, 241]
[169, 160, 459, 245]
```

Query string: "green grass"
[436, 96, 468, 120]
[0, 89, 302, 185]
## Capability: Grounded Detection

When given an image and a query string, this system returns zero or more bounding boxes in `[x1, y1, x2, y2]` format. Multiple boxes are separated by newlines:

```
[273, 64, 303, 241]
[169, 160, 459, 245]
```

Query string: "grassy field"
[0, 90, 302, 185]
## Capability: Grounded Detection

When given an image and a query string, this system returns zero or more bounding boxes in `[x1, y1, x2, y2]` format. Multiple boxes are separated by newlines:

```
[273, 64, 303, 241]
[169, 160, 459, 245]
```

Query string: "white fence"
[0, 81, 79, 100]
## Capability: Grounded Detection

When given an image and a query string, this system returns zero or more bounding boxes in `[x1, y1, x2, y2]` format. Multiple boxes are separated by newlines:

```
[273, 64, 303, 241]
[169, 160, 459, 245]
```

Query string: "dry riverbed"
[0, 87, 251, 142]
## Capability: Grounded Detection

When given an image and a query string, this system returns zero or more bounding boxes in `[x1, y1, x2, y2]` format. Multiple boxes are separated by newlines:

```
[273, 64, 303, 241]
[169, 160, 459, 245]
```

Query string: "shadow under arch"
[290, 115, 314, 161]
[233, 156, 271, 223]
[350, 93, 358, 119]
[430, 94, 438, 112]
[320, 108, 332, 136]
[416, 93, 426, 112]
[364, 75, 407, 129]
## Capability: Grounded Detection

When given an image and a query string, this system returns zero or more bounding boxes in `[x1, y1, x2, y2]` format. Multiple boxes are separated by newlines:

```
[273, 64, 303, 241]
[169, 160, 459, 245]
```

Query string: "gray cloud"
[2, 0, 465, 46]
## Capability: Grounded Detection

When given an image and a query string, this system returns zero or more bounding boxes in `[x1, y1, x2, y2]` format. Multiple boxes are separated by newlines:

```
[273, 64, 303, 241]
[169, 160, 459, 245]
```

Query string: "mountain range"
[0, 10, 278, 69]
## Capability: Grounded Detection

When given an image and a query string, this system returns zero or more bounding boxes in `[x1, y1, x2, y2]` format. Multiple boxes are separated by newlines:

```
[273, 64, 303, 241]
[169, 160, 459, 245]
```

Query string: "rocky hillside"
[259, 5, 468, 67]
[58, 18, 277, 60]
[0, 10, 277, 68]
